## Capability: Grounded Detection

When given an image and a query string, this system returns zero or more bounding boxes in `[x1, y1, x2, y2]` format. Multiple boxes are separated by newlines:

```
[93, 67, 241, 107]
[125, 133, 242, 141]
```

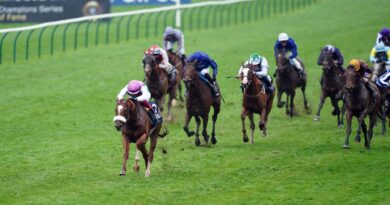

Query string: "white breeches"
[289, 58, 303, 71]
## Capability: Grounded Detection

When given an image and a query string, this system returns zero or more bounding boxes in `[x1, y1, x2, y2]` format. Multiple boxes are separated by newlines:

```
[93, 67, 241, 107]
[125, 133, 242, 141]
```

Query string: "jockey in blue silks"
[274, 32, 304, 79]
[186, 51, 220, 97]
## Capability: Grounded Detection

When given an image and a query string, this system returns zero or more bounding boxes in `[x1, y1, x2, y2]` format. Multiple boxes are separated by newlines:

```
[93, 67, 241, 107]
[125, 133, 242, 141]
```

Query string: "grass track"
[1, 0, 390, 204]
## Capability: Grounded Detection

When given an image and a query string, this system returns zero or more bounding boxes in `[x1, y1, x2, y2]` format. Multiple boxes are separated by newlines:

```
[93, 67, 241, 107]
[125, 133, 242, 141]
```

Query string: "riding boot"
[273, 67, 278, 77]
[169, 69, 177, 85]
[147, 109, 158, 127]
[204, 74, 220, 97]
[181, 54, 186, 66]
[260, 77, 274, 95]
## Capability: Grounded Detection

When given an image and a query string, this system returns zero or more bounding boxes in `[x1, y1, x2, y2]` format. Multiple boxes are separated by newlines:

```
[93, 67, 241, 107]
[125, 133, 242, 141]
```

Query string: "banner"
[0, 0, 111, 23]
[111, 0, 191, 6]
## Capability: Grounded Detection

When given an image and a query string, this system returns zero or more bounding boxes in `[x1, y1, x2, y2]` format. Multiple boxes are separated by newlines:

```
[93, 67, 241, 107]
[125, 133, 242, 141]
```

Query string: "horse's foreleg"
[355, 112, 366, 143]
[343, 110, 353, 149]
[381, 105, 386, 135]
[120, 135, 130, 176]
[241, 109, 249, 143]
[277, 89, 285, 108]
[340, 100, 345, 127]
[133, 148, 140, 172]
[330, 96, 342, 128]
[145, 135, 158, 177]
[211, 103, 220, 145]
[183, 111, 195, 137]
[248, 112, 255, 144]
[178, 82, 183, 102]
[260, 108, 267, 136]
[314, 91, 326, 121]
[135, 133, 148, 172]
[201, 115, 210, 145]
[367, 113, 377, 149]
[194, 116, 201, 146]
[167, 95, 174, 122]
[285, 94, 290, 115]
[361, 121, 369, 149]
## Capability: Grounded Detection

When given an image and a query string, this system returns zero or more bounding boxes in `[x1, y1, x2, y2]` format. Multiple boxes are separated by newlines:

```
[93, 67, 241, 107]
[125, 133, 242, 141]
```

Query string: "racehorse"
[113, 99, 168, 177]
[343, 67, 381, 149]
[275, 51, 309, 117]
[314, 49, 345, 128]
[167, 51, 184, 102]
[182, 62, 221, 146]
[143, 54, 179, 121]
[238, 64, 274, 143]
[371, 51, 388, 82]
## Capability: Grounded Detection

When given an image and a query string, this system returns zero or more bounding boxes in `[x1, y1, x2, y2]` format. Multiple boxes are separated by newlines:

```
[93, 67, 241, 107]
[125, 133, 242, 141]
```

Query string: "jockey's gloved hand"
[130, 96, 137, 101]
[212, 76, 216, 81]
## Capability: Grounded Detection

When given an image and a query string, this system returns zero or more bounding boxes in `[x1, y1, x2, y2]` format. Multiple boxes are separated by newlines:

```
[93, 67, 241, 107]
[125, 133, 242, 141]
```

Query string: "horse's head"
[143, 54, 158, 77]
[183, 61, 198, 87]
[321, 50, 335, 71]
[113, 99, 136, 131]
[276, 52, 289, 73]
[344, 66, 360, 90]
[239, 65, 256, 90]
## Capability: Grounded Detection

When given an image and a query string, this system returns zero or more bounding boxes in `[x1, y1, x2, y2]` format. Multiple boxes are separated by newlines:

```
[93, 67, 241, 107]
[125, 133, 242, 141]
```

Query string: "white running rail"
[0, 0, 251, 34]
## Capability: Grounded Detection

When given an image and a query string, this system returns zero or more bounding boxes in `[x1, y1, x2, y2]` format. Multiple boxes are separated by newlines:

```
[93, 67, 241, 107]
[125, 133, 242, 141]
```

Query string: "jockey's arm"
[289, 42, 298, 59]
[176, 34, 185, 55]
[116, 86, 128, 100]
[136, 85, 151, 102]
[369, 48, 377, 63]
[210, 59, 218, 79]
[335, 48, 344, 66]
[256, 58, 269, 77]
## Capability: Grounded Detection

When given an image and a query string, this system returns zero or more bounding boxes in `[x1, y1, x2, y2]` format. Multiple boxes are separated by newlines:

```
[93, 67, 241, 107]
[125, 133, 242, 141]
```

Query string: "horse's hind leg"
[248, 113, 255, 144]
[194, 116, 201, 146]
[167, 88, 178, 121]
[120, 135, 130, 176]
[260, 108, 267, 136]
[135, 133, 148, 172]
[330, 96, 342, 128]
[178, 82, 184, 102]
[211, 103, 220, 145]
[285, 94, 290, 115]
[314, 91, 326, 121]
[289, 91, 296, 118]
[381, 105, 386, 135]
[201, 115, 210, 144]
[183, 112, 195, 137]
[301, 82, 309, 110]
[361, 121, 370, 149]
[145, 135, 158, 177]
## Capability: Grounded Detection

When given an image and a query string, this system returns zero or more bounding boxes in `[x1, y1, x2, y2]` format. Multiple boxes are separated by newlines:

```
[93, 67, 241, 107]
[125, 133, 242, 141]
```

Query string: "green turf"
[1, 0, 390, 204]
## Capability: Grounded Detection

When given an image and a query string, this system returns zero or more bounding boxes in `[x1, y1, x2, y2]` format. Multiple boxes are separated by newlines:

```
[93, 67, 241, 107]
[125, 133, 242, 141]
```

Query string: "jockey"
[274, 32, 304, 78]
[370, 42, 390, 69]
[162, 26, 186, 65]
[349, 59, 377, 105]
[145, 45, 177, 84]
[238, 53, 274, 95]
[376, 27, 390, 46]
[317, 44, 345, 73]
[186, 51, 220, 97]
[117, 80, 159, 126]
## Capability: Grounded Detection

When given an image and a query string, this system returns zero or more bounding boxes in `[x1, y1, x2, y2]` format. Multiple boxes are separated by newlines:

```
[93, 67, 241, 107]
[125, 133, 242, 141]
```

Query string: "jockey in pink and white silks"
[274, 32, 304, 78]
[163, 26, 186, 64]
[116, 80, 159, 126]
[145, 45, 177, 84]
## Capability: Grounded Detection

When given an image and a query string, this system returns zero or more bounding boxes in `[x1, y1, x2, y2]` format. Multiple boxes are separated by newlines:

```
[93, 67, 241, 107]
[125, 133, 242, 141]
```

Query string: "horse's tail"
[158, 127, 169, 138]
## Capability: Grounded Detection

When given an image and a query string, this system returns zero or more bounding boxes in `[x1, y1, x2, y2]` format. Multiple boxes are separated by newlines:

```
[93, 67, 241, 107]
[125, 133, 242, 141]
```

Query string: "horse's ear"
[126, 98, 133, 107]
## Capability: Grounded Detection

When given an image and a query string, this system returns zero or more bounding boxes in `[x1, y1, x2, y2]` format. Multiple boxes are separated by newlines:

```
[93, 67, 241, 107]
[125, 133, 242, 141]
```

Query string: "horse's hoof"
[172, 99, 177, 107]
[243, 135, 249, 143]
[185, 131, 195, 137]
[211, 137, 217, 145]
[195, 137, 201, 146]
[145, 171, 150, 177]
[342, 144, 350, 149]
[277, 102, 285, 108]
[314, 115, 320, 121]
[250, 140, 254, 144]
[262, 130, 267, 137]
[134, 165, 140, 172]
[119, 170, 126, 176]
[166, 116, 172, 122]
[203, 135, 209, 142]
[259, 123, 265, 131]
[355, 136, 361, 143]
[286, 110, 291, 115]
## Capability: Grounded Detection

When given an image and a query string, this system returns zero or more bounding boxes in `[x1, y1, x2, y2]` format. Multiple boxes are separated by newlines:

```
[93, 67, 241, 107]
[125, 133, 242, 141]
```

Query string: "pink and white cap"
[127, 80, 144, 95]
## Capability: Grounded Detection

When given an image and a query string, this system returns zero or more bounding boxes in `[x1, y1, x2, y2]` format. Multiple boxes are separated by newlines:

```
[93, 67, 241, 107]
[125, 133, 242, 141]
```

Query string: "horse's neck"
[126, 105, 142, 124]
[148, 67, 166, 81]
[346, 83, 365, 100]
[189, 78, 208, 98]
[245, 77, 262, 95]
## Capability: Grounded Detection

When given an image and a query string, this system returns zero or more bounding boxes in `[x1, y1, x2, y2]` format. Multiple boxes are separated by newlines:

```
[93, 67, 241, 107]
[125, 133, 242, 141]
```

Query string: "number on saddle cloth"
[150, 102, 163, 123]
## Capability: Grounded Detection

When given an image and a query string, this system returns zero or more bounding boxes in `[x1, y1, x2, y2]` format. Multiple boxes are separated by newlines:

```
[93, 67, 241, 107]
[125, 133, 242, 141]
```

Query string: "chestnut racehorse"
[167, 51, 184, 101]
[238, 65, 274, 143]
[113, 99, 167, 177]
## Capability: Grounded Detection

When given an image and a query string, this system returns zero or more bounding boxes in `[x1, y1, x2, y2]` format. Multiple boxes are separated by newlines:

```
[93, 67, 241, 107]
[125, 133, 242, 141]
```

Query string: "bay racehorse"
[343, 67, 381, 149]
[183, 62, 221, 146]
[143, 54, 179, 121]
[238, 64, 274, 143]
[113, 99, 168, 177]
[275, 51, 309, 117]
[314, 49, 345, 128]
[167, 51, 184, 101]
